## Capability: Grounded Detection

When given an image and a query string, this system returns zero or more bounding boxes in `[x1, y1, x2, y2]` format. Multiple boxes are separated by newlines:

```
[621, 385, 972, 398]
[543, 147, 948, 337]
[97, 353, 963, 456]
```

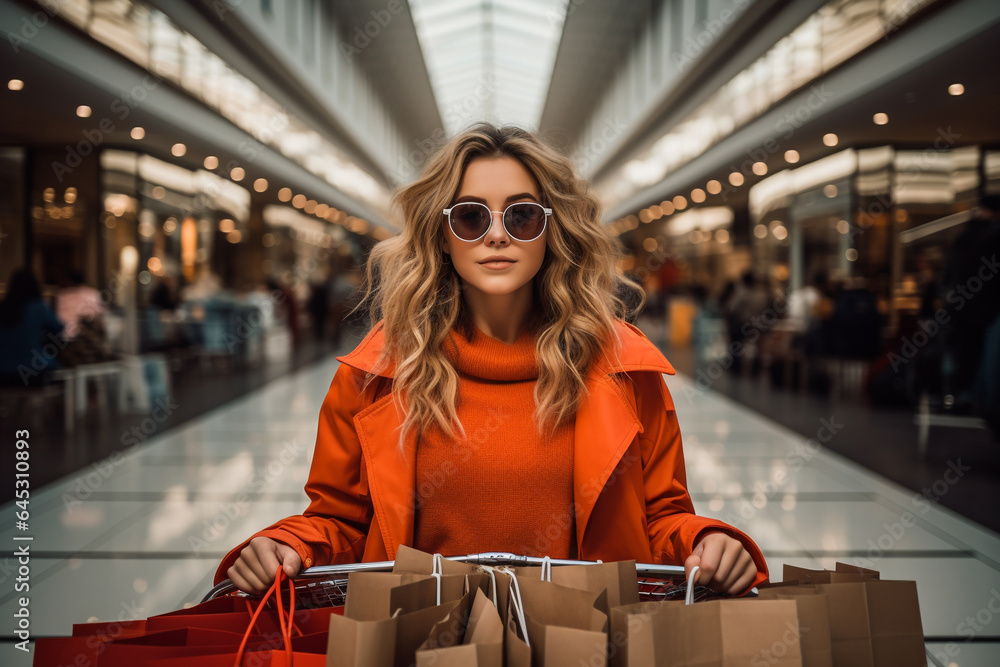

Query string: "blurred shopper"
[149, 274, 179, 312]
[786, 270, 826, 335]
[329, 268, 361, 347]
[181, 265, 224, 302]
[0, 268, 66, 384]
[829, 276, 881, 359]
[940, 195, 1000, 402]
[266, 276, 301, 351]
[56, 269, 105, 339]
[307, 277, 331, 344]
[55, 269, 113, 366]
[725, 271, 770, 374]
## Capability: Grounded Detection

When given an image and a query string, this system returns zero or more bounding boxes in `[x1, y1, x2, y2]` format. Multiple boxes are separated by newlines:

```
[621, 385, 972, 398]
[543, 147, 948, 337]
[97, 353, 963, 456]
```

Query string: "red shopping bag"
[34, 618, 149, 666]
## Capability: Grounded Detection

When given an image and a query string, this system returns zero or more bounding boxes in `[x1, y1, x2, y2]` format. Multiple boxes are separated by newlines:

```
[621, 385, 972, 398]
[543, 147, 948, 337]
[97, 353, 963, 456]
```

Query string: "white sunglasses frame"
[442, 201, 552, 243]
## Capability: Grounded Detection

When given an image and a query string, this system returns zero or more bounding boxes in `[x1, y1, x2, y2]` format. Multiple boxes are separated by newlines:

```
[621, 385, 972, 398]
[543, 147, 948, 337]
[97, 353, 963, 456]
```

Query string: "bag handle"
[540, 556, 552, 582]
[477, 565, 500, 609]
[234, 565, 296, 666]
[498, 566, 530, 648]
[684, 566, 700, 606]
[431, 553, 444, 606]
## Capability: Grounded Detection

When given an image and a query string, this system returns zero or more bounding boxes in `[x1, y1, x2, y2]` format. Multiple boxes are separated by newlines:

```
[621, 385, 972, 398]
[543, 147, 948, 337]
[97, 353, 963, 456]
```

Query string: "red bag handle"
[234, 566, 296, 666]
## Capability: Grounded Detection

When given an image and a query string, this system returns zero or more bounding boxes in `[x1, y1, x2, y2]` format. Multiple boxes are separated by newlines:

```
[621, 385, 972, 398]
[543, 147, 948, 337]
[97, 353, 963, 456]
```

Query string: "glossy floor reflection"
[2, 358, 998, 665]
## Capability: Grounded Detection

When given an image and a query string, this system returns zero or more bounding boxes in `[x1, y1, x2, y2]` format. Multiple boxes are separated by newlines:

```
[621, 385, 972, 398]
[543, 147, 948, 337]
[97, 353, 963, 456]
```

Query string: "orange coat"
[214, 319, 769, 591]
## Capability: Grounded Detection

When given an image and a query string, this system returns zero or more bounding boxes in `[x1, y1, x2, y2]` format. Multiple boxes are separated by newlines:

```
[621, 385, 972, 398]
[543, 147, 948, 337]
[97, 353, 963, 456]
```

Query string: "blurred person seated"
[0, 268, 66, 385]
[55, 269, 114, 367]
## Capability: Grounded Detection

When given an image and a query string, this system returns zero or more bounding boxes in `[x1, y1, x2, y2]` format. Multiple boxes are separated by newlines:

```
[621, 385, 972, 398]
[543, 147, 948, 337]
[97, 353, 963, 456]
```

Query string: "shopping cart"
[202, 551, 708, 608]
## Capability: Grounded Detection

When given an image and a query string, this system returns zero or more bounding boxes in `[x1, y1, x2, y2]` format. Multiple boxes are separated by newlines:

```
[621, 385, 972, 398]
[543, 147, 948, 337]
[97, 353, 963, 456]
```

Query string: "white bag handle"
[685, 566, 700, 606]
[431, 553, 443, 606]
[477, 564, 500, 609]
[540, 556, 552, 582]
[498, 566, 530, 647]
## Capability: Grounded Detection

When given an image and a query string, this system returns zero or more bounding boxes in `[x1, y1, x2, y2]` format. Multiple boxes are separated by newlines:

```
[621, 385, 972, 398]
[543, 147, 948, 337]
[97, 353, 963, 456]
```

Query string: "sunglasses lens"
[450, 203, 490, 240]
[504, 203, 546, 241]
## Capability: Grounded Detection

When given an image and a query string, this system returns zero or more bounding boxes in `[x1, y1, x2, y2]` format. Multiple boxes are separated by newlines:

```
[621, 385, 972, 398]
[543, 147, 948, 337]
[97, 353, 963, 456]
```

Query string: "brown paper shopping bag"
[392, 545, 484, 576]
[753, 587, 834, 667]
[501, 568, 609, 667]
[512, 558, 640, 613]
[759, 562, 924, 667]
[415, 588, 503, 667]
[343, 571, 486, 620]
[609, 566, 805, 667]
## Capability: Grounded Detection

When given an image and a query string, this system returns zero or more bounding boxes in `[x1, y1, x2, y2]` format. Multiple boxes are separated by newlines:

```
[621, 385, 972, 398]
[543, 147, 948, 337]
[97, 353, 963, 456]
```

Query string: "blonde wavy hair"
[352, 122, 645, 452]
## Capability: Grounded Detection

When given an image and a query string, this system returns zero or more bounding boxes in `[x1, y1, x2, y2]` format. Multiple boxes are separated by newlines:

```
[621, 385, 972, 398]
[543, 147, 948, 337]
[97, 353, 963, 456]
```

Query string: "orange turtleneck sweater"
[412, 322, 577, 558]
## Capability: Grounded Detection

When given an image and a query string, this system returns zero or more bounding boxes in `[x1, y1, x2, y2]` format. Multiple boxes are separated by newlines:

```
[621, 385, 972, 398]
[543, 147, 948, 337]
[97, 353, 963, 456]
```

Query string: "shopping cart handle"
[202, 552, 685, 602]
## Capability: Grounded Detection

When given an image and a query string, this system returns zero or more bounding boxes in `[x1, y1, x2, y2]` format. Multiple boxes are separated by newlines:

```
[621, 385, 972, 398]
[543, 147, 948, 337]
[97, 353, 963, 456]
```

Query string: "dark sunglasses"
[443, 202, 551, 242]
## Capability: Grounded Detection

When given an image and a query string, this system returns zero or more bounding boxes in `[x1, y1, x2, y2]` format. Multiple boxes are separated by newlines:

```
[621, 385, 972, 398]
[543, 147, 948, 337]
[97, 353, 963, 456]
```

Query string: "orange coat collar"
[334, 319, 675, 559]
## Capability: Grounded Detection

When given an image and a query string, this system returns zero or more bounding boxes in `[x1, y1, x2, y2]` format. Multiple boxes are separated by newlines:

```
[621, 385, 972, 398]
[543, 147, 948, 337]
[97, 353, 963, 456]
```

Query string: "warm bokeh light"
[948, 83, 964, 96]
[291, 194, 307, 208]
[171, 143, 187, 157]
[823, 133, 838, 147]
[7, 79, 24, 91]
[203, 155, 219, 169]
[873, 112, 888, 125]
[753, 224, 768, 239]
[76, 105, 91, 118]
[824, 184, 838, 198]
[219, 218, 235, 233]
[772, 225, 788, 240]
[836, 219, 850, 234]
[728, 172, 744, 186]
[254, 178, 268, 192]
[672, 195, 687, 210]
[706, 180, 722, 195]
[691, 188, 706, 203]
[130, 126, 145, 140]
[784, 150, 799, 164]
[660, 200, 675, 215]
[752, 161, 767, 176]
[846, 248, 859, 261]
[278, 187, 292, 202]
[715, 229, 730, 243]
[227, 230, 242, 244]
[230, 167, 245, 181]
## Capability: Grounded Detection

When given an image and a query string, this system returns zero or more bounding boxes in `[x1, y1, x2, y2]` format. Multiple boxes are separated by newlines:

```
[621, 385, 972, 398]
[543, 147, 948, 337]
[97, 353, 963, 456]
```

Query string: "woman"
[0, 268, 66, 384]
[216, 123, 769, 597]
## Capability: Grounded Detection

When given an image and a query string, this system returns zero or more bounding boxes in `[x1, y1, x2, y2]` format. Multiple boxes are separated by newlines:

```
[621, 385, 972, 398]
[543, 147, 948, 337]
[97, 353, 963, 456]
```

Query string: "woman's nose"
[484, 210, 509, 244]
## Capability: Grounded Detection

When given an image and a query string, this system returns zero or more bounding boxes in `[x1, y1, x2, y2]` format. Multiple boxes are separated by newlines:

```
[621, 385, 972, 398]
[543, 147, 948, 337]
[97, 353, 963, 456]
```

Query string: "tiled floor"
[2, 358, 999, 665]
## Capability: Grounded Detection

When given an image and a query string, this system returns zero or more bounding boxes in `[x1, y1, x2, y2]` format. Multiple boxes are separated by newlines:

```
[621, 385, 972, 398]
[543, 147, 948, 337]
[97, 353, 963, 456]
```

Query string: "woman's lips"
[479, 260, 515, 269]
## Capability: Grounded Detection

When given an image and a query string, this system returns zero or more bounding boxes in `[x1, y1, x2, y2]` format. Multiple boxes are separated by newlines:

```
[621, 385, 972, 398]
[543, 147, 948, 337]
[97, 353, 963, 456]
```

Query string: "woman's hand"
[684, 530, 757, 596]
[227, 537, 303, 595]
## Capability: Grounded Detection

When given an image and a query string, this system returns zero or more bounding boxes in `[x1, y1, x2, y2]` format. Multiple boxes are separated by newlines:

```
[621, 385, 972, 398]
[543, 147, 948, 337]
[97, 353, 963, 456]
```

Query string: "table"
[50, 361, 125, 434]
